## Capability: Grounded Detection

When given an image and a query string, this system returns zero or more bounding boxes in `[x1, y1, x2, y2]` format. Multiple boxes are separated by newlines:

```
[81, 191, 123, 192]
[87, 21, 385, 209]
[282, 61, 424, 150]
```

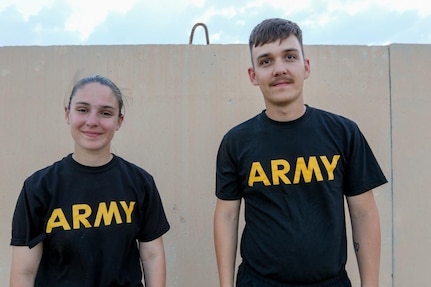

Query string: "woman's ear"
[64, 107, 70, 125]
[116, 115, 124, 131]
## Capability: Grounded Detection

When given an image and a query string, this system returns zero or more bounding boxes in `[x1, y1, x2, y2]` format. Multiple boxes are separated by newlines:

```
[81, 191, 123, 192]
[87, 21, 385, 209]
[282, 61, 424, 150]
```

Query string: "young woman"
[10, 75, 170, 287]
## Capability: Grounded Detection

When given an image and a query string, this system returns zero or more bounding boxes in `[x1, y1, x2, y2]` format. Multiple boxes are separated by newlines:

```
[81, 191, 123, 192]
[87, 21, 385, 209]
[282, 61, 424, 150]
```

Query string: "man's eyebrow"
[256, 48, 300, 60]
[256, 53, 270, 61]
[280, 48, 300, 54]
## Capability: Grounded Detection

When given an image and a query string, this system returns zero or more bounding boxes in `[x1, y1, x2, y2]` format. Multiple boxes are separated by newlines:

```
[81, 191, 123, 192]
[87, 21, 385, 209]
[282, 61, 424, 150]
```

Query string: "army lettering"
[46, 201, 136, 233]
[248, 155, 340, 186]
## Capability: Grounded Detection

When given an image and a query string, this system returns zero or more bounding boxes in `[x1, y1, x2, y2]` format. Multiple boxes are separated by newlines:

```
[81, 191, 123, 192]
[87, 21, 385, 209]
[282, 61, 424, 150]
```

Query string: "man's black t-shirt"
[216, 106, 387, 284]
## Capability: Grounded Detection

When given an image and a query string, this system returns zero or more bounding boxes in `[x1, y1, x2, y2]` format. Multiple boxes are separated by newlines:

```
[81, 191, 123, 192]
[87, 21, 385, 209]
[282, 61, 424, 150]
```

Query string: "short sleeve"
[215, 136, 243, 200]
[344, 124, 387, 196]
[137, 177, 170, 242]
[10, 181, 47, 248]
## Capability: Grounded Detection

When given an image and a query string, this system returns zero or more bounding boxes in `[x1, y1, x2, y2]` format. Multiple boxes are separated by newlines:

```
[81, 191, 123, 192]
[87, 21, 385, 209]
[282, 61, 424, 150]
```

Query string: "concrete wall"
[0, 43, 428, 286]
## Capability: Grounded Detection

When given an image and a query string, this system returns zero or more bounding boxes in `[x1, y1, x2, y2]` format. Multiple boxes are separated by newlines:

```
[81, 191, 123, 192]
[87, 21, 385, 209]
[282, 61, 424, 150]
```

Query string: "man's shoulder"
[309, 106, 358, 127]
[224, 113, 261, 137]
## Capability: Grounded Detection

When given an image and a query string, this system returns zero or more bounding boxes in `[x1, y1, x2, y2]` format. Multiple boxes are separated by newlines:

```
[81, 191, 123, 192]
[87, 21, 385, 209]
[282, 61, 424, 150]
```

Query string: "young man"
[214, 18, 387, 287]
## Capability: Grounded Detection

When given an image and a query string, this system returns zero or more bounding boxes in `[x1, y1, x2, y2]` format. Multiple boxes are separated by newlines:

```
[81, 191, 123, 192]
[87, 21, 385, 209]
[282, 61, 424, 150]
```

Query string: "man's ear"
[304, 58, 311, 79]
[248, 67, 259, 86]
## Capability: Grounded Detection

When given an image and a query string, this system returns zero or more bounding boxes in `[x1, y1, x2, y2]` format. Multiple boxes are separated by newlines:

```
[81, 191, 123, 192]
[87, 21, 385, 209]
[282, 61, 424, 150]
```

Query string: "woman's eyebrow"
[73, 102, 116, 110]
[73, 101, 90, 106]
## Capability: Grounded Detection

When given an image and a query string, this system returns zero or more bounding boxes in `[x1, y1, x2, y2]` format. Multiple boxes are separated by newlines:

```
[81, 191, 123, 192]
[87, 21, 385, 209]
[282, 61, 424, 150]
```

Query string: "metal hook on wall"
[189, 22, 210, 45]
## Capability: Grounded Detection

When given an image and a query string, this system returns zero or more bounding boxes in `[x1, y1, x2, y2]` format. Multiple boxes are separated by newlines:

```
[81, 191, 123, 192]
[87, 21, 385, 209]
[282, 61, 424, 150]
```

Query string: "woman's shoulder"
[25, 155, 71, 182]
[114, 155, 154, 179]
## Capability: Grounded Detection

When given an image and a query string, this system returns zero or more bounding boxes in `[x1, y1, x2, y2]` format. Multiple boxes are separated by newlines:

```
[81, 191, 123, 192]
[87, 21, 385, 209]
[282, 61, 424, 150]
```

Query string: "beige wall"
[0, 43, 428, 286]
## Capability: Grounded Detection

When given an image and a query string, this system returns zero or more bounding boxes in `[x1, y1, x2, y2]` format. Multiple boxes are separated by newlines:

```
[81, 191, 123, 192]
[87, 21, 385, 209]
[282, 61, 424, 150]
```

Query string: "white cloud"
[0, 0, 55, 20]
[184, 0, 206, 8]
[239, 0, 312, 13]
[377, 0, 431, 16]
[301, 13, 335, 29]
[324, 0, 431, 16]
[297, 0, 430, 33]
[64, 0, 207, 41]
[0, 0, 430, 45]
[63, 0, 137, 40]
[21, 0, 206, 42]
[209, 32, 221, 42]
[196, 6, 237, 23]
[326, 0, 371, 15]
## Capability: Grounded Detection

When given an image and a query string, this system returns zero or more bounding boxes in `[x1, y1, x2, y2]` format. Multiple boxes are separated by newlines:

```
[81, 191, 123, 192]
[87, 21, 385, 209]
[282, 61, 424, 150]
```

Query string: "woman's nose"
[86, 112, 99, 126]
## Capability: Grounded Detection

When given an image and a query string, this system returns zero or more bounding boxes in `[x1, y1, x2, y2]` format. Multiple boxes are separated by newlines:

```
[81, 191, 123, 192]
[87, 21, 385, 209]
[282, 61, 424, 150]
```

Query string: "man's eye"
[286, 54, 296, 60]
[260, 59, 271, 66]
[77, 108, 87, 113]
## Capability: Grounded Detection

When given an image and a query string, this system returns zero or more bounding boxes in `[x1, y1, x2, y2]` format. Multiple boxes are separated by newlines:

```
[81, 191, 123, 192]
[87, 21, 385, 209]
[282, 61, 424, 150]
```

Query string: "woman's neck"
[72, 147, 113, 167]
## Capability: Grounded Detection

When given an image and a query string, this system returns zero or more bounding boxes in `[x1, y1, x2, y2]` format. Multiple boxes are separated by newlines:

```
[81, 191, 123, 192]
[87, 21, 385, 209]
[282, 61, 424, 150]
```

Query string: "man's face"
[248, 35, 310, 110]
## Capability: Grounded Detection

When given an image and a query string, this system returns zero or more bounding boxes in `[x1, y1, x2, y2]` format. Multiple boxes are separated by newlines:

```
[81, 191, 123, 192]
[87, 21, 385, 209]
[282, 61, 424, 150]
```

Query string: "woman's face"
[65, 82, 123, 156]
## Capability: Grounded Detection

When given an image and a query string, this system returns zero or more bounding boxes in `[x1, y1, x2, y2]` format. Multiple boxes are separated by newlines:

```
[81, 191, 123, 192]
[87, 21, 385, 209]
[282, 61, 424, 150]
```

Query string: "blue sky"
[1, 0, 430, 46]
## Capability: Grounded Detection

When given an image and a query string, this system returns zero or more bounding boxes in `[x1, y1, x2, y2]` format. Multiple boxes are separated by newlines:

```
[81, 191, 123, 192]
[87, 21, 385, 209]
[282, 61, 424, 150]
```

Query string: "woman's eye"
[101, 111, 113, 117]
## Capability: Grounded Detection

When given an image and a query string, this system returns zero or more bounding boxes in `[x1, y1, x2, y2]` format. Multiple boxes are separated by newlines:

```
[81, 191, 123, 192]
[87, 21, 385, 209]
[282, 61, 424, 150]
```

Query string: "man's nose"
[273, 60, 287, 76]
